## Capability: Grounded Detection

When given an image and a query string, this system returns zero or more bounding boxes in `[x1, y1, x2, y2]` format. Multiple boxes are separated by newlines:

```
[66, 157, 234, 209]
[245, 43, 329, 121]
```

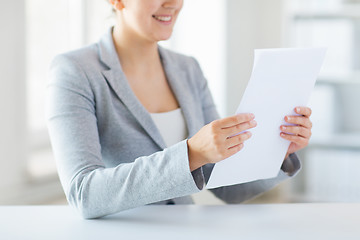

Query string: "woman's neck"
[112, 24, 161, 75]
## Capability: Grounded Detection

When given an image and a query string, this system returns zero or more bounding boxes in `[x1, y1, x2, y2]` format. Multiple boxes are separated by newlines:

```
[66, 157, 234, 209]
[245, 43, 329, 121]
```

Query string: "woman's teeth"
[153, 15, 172, 22]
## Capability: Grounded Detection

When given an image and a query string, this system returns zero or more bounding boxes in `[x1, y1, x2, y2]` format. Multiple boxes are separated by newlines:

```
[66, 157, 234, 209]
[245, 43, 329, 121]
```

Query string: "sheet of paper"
[206, 48, 326, 189]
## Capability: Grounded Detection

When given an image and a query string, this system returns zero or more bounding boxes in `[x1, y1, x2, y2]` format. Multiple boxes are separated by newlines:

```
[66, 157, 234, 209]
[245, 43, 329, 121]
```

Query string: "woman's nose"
[163, 0, 183, 9]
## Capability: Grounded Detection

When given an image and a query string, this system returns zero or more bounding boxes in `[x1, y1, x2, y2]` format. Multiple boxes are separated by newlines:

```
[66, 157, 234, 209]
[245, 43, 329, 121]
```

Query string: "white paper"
[206, 48, 326, 189]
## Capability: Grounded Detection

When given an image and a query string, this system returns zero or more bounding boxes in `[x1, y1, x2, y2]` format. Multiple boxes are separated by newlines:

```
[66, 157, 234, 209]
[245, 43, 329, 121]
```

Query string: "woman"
[47, 0, 311, 219]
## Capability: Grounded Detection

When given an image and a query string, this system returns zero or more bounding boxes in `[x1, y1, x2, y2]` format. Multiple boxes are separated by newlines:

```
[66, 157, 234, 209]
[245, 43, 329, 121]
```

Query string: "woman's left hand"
[280, 107, 313, 159]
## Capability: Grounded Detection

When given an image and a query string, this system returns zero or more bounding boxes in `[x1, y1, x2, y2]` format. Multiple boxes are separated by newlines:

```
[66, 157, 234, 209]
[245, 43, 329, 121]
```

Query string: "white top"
[150, 108, 188, 147]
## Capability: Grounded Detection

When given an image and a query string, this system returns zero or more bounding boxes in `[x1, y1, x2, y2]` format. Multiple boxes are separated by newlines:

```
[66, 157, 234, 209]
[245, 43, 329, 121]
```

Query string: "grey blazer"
[47, 28, 300, 219]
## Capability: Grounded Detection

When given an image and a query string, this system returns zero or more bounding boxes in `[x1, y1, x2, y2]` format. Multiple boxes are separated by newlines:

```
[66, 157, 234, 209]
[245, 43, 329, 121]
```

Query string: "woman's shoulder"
[51, 43, 102, 71]
[48, 42, 106, 96]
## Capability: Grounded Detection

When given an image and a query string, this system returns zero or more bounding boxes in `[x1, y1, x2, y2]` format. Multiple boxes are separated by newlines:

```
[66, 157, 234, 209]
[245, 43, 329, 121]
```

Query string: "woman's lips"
[152, 15, 172, 24]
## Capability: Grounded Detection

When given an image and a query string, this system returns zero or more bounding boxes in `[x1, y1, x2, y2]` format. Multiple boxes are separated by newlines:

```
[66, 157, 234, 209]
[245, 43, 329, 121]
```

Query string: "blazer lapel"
[159, 46, 202, 138]
[98, 29, 167, 149]
[97, 28, 202, 149]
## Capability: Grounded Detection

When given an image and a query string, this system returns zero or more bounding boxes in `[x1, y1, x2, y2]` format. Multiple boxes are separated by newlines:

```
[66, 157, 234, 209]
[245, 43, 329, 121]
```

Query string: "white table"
[0, 204, 359, 240]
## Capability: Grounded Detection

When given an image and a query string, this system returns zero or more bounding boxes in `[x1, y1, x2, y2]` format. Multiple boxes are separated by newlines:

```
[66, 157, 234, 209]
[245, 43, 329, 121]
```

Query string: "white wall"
[0, 1, 27, 192]
[165, 0, 227, 117]
[225, 0, 285, 115]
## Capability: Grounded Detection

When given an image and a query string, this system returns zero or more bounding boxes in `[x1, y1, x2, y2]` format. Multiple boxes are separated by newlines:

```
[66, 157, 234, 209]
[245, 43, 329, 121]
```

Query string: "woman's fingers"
[225, 131, 252, 149]
[217, 113, 255, 129]
[221, 119, 257, 137]
[295, 106, 312, 117]
[284, 115, 312, 129]
[280, 132, 309, 146]
[284, 107, 312, 129]
[280, 125, 312, 138]
[281, 107, 313, 157]
[187, 113, 256, 170]
[226, 143, 244, 157]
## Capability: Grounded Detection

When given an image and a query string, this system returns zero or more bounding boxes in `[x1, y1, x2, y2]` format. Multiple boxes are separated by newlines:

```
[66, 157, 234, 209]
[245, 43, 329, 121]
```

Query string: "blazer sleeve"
[46, 55, 201, 219]
[190, 57, 302, 203]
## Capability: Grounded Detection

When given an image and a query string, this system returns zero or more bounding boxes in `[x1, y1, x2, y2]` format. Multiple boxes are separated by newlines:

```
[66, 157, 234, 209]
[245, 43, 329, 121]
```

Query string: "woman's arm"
[47, 55, 201, 219]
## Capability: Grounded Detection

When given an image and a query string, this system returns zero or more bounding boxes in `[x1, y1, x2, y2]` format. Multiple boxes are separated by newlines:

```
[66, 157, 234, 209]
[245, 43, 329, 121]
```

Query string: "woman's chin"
[158, 37, 171, 42]
[155, 32, 173, 42]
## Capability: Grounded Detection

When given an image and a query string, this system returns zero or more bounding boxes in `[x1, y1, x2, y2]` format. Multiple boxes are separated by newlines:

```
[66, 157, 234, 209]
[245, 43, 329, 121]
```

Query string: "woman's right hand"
[187, 113, 257, 171]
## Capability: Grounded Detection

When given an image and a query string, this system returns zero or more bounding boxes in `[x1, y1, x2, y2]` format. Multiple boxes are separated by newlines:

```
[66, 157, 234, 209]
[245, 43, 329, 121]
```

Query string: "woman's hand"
[187, 113, 257, 171]
[280, 107, 313, 159]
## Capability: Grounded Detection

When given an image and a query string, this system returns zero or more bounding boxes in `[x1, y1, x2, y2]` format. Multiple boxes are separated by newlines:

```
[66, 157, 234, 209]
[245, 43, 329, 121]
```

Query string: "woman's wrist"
[187, 139, 206, 171]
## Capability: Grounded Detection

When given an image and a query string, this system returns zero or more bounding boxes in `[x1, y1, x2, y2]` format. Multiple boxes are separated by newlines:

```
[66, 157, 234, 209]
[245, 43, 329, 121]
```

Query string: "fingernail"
[296, 107, 301, 113]
[250, 120, 257, 126]
[285, 116, 290, 121]
[250, 113, 255, 118]
[281, 126, 286, 130]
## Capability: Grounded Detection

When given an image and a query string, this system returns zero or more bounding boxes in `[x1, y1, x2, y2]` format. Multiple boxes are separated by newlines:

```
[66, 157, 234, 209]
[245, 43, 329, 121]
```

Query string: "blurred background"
[1, 0, 360, 205]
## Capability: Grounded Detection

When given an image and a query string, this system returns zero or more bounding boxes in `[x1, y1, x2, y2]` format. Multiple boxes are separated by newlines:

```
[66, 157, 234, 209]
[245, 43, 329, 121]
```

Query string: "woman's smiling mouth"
[152, 15, 172, 22]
